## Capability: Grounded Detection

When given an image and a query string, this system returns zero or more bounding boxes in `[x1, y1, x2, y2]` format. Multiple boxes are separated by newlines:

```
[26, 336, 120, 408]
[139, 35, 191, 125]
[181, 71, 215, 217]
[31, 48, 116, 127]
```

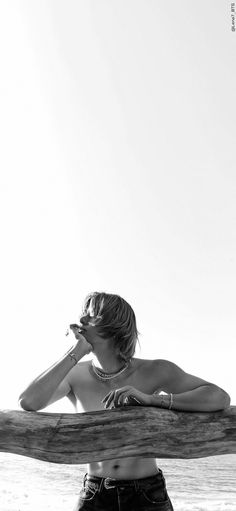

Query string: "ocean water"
[0, 453, 235, 511]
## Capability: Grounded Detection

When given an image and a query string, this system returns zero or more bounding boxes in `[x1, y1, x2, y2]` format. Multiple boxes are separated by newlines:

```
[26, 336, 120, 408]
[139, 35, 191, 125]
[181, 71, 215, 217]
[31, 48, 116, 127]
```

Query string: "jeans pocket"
[140, 486, 169, 505]
[79, 482, 98, 502]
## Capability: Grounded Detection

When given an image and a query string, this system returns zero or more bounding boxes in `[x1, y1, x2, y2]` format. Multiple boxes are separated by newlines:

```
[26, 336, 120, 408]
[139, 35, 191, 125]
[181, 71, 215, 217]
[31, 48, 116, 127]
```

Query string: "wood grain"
[0, 406, 235, 464]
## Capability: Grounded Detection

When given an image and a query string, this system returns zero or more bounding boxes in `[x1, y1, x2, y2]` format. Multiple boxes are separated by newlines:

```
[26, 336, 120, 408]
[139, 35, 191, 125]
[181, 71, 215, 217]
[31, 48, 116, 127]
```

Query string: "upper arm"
[46, 361, 88, 410]
[155, 359, 213, 394]
[45, 376, 72, 408]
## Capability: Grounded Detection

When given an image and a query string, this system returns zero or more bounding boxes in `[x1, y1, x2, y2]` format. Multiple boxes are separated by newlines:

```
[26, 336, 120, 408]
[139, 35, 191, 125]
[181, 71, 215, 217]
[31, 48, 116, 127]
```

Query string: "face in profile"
[77, 292, 138, 361]
[78, 299, 100, 345]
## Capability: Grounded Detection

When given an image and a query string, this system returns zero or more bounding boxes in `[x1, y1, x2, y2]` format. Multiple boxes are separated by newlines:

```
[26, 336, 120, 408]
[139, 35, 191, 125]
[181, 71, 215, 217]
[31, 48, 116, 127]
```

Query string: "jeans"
[73, 470, 174, 510]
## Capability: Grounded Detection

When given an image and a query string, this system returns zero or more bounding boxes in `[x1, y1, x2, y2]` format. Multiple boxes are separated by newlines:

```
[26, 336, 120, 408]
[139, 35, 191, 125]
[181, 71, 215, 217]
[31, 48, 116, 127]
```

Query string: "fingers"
[102, 388, 133, 409]
[69, 325, 86, 342]
[102, 391, 115, 409]
[128, 396, 141, 405]
[115, 390, 130, 407]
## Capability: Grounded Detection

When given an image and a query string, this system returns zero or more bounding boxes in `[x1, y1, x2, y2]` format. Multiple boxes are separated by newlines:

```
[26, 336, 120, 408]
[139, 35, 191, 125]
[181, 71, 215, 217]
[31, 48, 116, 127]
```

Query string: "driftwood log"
[0, 406, 236, 464]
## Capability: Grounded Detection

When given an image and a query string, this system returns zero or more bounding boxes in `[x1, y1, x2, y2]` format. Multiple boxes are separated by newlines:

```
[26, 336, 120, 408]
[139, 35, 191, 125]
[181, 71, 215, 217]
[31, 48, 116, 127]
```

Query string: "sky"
[0, 1, 235, 413]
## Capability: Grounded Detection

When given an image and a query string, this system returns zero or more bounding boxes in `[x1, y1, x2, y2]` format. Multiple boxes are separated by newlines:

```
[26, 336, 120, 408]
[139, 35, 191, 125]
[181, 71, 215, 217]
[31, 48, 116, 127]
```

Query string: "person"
[19, 292, 231, 511]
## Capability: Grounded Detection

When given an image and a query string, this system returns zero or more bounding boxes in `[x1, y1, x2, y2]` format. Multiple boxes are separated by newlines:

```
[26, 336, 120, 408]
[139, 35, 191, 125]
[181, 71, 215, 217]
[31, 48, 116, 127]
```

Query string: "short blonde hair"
[82, 292, 139, 362]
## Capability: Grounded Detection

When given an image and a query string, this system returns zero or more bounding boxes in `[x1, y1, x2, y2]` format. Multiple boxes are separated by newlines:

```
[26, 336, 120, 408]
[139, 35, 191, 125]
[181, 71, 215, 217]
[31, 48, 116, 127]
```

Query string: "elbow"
[204, 385, 231, 411]
[18, 397, 38, 412]
[221, 391, 231, 410]
[213, 386, 231, 410]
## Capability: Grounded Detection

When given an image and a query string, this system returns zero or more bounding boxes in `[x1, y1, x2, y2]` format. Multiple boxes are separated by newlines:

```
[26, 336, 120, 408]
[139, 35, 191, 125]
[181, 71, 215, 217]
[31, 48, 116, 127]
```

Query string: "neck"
[92, 343, 127, 373]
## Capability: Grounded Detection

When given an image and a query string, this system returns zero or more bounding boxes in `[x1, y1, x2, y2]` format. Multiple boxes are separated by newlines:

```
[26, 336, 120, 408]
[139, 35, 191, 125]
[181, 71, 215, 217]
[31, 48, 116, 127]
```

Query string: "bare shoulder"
[150, 358, 181, 372]
[144, 358, 192, 383]
[132, 357, 172, 382]
[144, 358, 188, 373]
[135, 357, 173, 374]
[129, 357, 175, 393]
[134, 358, 186, 384]
[144, 358, 214, 394]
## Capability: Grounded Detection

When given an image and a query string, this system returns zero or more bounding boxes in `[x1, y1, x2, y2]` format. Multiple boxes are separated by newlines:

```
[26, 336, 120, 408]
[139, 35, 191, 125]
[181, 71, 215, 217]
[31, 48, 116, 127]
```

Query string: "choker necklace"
[91, 360, 130, 380]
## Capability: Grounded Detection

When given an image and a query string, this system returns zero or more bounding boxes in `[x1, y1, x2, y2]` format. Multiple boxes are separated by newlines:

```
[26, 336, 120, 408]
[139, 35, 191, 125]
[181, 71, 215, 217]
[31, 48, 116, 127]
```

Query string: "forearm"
[150, 385, 231, 412]
[18, 345, 84, 411]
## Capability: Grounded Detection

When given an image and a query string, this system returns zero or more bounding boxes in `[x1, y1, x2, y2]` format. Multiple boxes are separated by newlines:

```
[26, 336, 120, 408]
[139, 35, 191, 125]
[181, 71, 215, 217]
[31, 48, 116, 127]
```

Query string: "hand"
[101, 386, 152, 409]
[67, 324, 93, 356]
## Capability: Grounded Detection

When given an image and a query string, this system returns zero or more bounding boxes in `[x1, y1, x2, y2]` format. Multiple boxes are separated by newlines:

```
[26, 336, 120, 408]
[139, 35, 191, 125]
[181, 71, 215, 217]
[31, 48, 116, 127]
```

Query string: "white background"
[0, 1, 235, 412]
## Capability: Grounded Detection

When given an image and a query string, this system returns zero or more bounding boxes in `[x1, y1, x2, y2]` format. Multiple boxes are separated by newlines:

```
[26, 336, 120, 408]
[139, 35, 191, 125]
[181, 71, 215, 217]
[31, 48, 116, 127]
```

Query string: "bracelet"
[68, 352, 79, 365]
[152, 391, 173, 409]
[168, 393, 173, 410]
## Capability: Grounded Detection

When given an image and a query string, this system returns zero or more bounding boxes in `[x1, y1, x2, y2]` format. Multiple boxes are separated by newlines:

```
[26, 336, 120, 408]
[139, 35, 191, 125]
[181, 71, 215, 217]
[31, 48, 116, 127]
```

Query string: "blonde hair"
[82, 292, 139, 362]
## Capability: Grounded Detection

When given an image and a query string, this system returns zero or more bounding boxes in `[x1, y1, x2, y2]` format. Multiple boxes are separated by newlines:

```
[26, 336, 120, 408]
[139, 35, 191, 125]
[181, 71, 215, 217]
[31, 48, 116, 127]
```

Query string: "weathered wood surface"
[0, 406, 235, 464]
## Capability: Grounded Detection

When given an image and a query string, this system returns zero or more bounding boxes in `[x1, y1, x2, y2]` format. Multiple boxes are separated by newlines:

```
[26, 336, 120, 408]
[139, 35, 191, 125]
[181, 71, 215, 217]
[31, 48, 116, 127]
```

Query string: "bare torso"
[69, 357, 163, 479]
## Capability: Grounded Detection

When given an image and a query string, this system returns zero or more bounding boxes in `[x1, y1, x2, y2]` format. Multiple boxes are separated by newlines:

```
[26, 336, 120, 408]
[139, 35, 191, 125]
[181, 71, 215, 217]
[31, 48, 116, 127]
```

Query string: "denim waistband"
[85, 470, 163, 491]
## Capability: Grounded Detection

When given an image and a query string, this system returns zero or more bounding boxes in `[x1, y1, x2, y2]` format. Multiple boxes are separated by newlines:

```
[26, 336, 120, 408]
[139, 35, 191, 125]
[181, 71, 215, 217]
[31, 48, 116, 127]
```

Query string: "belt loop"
[98, 477, 104, 493]
[83, 473, 88, 488]
[134, 479, 139, 491]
